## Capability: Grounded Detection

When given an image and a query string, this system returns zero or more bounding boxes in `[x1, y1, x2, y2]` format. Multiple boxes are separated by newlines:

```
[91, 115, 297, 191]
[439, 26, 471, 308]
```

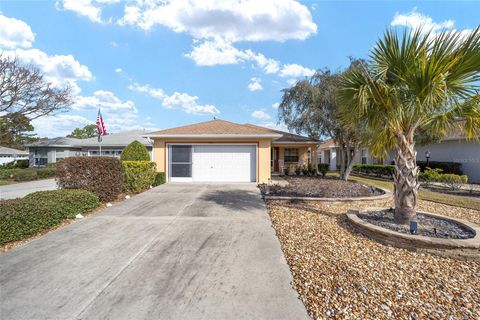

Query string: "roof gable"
[145, 119, 281, 137]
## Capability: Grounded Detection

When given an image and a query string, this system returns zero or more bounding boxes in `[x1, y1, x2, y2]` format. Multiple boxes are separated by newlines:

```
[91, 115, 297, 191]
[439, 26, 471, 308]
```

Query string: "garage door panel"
[192, 145, 256, 182]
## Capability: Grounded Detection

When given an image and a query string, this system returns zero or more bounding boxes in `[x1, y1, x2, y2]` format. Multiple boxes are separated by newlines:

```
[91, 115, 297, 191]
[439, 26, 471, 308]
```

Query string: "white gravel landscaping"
[267, 198, 480, 319]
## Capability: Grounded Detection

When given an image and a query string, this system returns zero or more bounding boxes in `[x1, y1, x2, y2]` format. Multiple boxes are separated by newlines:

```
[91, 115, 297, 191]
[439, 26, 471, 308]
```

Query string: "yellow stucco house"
[144, 119, 319, 183]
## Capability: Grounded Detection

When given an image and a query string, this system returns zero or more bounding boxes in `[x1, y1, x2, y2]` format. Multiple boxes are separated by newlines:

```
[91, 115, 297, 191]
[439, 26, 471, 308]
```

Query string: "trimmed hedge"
[0, 189, 99, 245]
[153, 172, 166, 186]
[352, 164, 395, 177]
[123, 161, 157, 193]
[419, 168, 468, 190]
[317, 163, 329, 177]
[0, 159, 29, 169]
[56, 157, 124, 202]
[0, 167, 56, 182]
[417, 161, 463, 175]
[120, 141, 150, 161]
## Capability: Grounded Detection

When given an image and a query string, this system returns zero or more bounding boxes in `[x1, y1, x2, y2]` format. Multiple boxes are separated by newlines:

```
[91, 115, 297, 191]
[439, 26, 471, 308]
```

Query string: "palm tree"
[337, 27, 480, 224]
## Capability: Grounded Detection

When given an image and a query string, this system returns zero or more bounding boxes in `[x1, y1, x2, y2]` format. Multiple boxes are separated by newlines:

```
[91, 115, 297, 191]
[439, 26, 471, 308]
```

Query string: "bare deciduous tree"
[0, 55, 73, 121]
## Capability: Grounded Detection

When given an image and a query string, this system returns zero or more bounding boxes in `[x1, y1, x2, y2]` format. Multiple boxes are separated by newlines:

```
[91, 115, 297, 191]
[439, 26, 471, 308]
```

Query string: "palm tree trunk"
[393, 133, 420, 224]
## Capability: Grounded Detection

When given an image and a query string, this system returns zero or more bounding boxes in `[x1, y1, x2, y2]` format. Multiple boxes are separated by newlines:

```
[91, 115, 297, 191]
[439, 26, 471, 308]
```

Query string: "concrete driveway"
[0, 184, 308, 320]
[0, 178, 57, 199]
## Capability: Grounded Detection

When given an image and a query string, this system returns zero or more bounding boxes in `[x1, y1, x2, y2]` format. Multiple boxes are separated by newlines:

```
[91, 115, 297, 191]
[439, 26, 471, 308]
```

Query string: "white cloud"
[251, 110, 271, 120]
[118, 0, 317, 42]
[162, 92, 219, 115]
[129, 82, 219, 115]
[32, 114, 93, 137]
[57, 0, 104, 23]
[279, 63, 315, 78]
[185, 38, 246, 66]
[248, 77, 263, 91]
[255, 121, 289, 132]
[3, 48, 93, 94]
[272, 102, 280, 109]
[0, 14, 35, 49]
[115, 68, 122, 73]
[128, 82, 165, 99]
[73, 90, 138, 113]
[391, 8, 454, 32]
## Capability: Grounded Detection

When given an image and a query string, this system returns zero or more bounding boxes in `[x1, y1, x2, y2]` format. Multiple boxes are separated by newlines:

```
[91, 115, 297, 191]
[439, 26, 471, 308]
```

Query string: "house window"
[284, 148, 299, 163]
[34, 150, 48, 166]
[361, 149, 367, 164]
[317, 154, 322, 164]
[55, 149, 65, 162]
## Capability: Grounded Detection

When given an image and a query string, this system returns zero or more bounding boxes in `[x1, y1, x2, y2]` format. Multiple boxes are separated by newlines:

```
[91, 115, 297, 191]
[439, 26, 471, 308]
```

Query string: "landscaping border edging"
[263, 186, 392, 202]
[346, 208, 480, 260]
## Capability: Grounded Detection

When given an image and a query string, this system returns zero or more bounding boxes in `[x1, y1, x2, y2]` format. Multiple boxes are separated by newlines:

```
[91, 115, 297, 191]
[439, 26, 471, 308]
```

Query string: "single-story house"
[144, 119, 319, 183]
[26, 130, 153, 166]
[0, 146, 29, 165]
[318, 131, 480, 183]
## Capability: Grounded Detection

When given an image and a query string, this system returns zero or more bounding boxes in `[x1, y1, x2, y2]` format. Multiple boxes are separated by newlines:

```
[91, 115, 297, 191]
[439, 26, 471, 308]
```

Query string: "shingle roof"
[243, 124, 318, 143]
[0, 146, 29, 155]
[26, 137, 81, 147]
[317, 138, 337, 149]
[145, 119, 318, 143]
[26, 131, 152, 148]
[81, 130, 151, 147]
[146, 119, 278, 136]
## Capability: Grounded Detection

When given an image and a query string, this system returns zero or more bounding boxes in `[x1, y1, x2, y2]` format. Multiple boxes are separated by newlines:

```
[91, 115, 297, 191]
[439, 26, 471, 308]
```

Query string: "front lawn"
[267, 198, 480, 319]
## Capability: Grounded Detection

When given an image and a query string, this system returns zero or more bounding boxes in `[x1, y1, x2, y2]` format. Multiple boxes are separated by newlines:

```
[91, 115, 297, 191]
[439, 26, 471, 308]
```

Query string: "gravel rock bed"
[357, 209, 475, 239]
[267, 199, 480, 319]
[266, 176, 383, 198]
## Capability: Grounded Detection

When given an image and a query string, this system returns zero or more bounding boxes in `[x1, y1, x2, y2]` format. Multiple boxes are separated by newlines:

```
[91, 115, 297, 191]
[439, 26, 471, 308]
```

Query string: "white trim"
[145, 134, 281, 139]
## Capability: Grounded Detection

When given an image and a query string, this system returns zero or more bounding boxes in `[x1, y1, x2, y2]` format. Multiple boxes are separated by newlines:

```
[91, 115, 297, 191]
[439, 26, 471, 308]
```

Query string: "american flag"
[96, 109, 106, 141]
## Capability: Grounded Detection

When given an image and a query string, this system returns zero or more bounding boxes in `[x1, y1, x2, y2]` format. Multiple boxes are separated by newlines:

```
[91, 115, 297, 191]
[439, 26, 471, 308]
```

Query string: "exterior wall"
[29, 145, 153, 167]
[151, 138, 271, 183]
[258, 139, 271, 183]
[416, 140, 480, 183]
[0, 154, 28, 165]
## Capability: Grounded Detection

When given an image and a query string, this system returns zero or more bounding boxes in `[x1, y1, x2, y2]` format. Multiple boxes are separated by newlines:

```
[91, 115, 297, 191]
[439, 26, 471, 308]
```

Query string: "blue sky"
[1, 0, 479, 137]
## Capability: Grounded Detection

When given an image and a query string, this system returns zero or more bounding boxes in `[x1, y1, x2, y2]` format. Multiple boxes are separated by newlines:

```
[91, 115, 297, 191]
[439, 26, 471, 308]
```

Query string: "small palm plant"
[337, 27, 480, 224]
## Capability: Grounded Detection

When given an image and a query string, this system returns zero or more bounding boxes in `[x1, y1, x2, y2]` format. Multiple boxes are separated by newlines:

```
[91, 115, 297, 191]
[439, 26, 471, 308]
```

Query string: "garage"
[167, 144, 257, 182]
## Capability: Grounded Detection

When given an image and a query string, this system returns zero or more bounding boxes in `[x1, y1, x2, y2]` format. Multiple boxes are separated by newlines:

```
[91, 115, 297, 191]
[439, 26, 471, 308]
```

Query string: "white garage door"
[192, 145, 256, 182]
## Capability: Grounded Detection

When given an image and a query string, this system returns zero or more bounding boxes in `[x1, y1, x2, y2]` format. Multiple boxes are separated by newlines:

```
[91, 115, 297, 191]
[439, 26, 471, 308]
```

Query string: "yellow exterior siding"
[151, 138, 272, 183]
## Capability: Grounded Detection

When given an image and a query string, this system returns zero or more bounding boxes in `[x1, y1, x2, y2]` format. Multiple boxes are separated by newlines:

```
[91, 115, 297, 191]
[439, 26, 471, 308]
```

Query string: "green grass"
[0, 179, 14, 186]
[339, 173, 480, 211]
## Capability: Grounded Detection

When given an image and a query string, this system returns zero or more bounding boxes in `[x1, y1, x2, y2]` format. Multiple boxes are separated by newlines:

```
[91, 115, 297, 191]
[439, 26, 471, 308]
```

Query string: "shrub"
[417, 161, 463, 175]
[308, 163, 317, 176]
[56, 157, 124, 202]
[352, 164, 395, 177]
[37, 167, 56, 179]
[12, 168, 38, 182]
[419, 168, 444, 186]
[0, 189, 99, 245]
[317, 163, 329, 177]
[295, 165, 302, 175]
[440, 173, 468, 191]
[0, 168, 17, 179]
[302, 165, 309, 175]
[16, 159, 30, 168]
[120, 141, 150, 161]
[152, 172, 166, 186]
[123, 161, 157, 193]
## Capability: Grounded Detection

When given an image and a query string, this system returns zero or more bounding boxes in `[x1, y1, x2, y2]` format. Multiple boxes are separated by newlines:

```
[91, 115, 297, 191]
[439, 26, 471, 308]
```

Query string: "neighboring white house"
[26, 130, 153, 167]
[318, 132, 480, 183]
[0, 146, 29, 165]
